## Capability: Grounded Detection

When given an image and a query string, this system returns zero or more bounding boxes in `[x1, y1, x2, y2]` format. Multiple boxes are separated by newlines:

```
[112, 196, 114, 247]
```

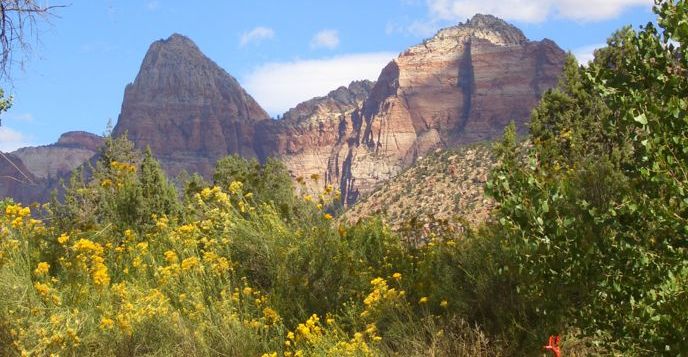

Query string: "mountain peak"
[112, 34, 269, 177]
[428, 13, 527, 47]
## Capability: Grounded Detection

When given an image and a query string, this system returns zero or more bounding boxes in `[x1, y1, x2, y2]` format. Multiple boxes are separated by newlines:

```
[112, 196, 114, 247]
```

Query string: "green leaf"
[634, 113, 648, 125]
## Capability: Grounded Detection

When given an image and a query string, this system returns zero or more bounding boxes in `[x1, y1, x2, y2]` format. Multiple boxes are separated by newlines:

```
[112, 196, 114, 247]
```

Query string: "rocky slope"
[113, 33, 269, 178]
[255, 80, 374, 190]
[343, 144, 496, 232]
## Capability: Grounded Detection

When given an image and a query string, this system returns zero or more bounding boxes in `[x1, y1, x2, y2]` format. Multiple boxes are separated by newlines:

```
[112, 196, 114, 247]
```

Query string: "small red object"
[544, 335, 561, 357]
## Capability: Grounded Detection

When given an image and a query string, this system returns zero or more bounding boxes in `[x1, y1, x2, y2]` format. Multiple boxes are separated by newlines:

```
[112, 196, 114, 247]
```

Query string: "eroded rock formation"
[0, 131, 103, 202]
[271, 14, 566, 203]
[4, 15, 566, 206]
[113, 33, 269, 178]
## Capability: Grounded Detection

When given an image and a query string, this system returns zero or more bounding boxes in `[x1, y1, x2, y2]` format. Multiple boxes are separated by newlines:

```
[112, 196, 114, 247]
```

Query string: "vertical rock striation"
[271, 14, 566, 204]
[3, 15, 566, 206]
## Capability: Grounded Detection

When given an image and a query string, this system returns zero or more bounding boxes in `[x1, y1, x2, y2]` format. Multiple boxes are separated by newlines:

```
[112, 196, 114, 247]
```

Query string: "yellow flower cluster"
[293, 314, 323, 343]
[110, 161, 136, 174]
[361, 277, 405, 319]
[4, 203, 32, 228]
[228, 180, 243, 195]
[57, 233, 70, 245]
[34, 262, 50, 276]
[5, 204, 31, 218]
[72, 239, 110, 287]
[329, 329, 377, 356]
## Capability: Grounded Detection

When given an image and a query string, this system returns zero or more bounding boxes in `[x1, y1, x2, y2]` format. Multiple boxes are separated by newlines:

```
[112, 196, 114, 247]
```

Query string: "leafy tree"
[138, 147, 181, 223]
[487, 0, 688, 352]
[50, 135, 180, 233]
[212, 154, 302, 221]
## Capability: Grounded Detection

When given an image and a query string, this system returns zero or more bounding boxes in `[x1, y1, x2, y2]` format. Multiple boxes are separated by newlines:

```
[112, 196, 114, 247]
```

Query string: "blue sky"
[0, 0, 655, 151]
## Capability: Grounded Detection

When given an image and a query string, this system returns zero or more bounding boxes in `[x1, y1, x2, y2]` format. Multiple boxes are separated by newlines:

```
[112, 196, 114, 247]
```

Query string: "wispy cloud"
[243, 52, 396, 116]
[425, 0, 652, 23]
[145, 0, 160, 11]
[310, 30, 340, 49]
[0, 127, 31, 152]
[573, 43, 606, 65]
[240, 26, 275, 47]
[8, 113, 33, 122]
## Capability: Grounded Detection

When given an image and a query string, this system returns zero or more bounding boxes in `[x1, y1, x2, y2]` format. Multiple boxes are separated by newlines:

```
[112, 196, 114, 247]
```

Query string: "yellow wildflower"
[100, 317, 114, 330]
[419, 296, 429, 304]
[34, 262, 50, 276]
[164, 250, 179, 264]
[262, 307, 280, 325]
[180, 256, 199, 271]
[229, 180, 243, 194]
[323, 213, 333, 220]
[440, 300, 448, 308]
[34, 282, 50, 297]
[392, 272, 402, 281]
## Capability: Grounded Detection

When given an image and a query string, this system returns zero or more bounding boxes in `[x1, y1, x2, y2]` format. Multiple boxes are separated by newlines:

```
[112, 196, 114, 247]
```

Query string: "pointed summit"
[425, 14, 527, 47]
[122, 33, 267, 115]
[113, 34, 269, 178]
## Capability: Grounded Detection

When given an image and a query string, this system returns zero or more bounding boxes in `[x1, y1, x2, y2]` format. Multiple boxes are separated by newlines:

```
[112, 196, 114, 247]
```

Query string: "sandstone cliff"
[12, 131, 103, 180]
[3, 15, 566, 208]
[255, 80, 374, 190]
[271, 14, 565, 204]
[0, 131, 103, 203]
[113, 34, 269, 178]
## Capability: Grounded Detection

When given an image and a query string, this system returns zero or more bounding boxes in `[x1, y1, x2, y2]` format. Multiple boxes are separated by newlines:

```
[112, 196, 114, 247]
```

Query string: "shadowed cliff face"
[113, 34, 269, 178]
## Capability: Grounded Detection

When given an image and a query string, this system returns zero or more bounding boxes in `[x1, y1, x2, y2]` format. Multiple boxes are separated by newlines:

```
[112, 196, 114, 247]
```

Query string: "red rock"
[113, 34, 269, 178]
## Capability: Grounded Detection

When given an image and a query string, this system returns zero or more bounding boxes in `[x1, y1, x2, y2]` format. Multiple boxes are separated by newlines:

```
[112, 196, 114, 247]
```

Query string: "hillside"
[344, 143, 496, 233]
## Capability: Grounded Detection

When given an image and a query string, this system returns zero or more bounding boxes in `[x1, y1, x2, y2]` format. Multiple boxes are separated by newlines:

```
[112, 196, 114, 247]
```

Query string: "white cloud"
[0, 127, 31, 152]
[240, 27, 275, 47]
[145, 0, 160, 11]
[243, 52, 396, 115]
[8, 113, 33, 122]
[425, 0, 652, 23]
[310, 30, 340, 49]
[573, 43, 606, 65]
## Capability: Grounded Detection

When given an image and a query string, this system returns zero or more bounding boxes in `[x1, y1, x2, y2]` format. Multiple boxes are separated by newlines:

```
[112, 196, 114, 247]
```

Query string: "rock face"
[3, 15, 566, 207]
[270, 14, 566, 203]
[0, 152, 41, 202]
[0, 131, 103, 203]
[113, 33, 269, 178]
[255, 80, 375, 190]
[12, 131, 104, 179]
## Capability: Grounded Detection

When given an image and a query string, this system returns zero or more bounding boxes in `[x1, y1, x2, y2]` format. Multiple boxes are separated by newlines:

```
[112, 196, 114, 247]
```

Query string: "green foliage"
[0, 88, 13, 126]
[486, 0, 688, 352]
[49, 135, 181, 232]
[213, 154, 302, 221]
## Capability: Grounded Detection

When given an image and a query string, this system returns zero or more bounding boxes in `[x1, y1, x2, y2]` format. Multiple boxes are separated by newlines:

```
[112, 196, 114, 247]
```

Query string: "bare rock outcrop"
[255, 80, 374, 190]
[3, 16, 565, 207]
[12, 131, 104, 180]
[113, 34, 269, 178]
[0, 131, 103, 203]
[274, 14, 566, 203]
